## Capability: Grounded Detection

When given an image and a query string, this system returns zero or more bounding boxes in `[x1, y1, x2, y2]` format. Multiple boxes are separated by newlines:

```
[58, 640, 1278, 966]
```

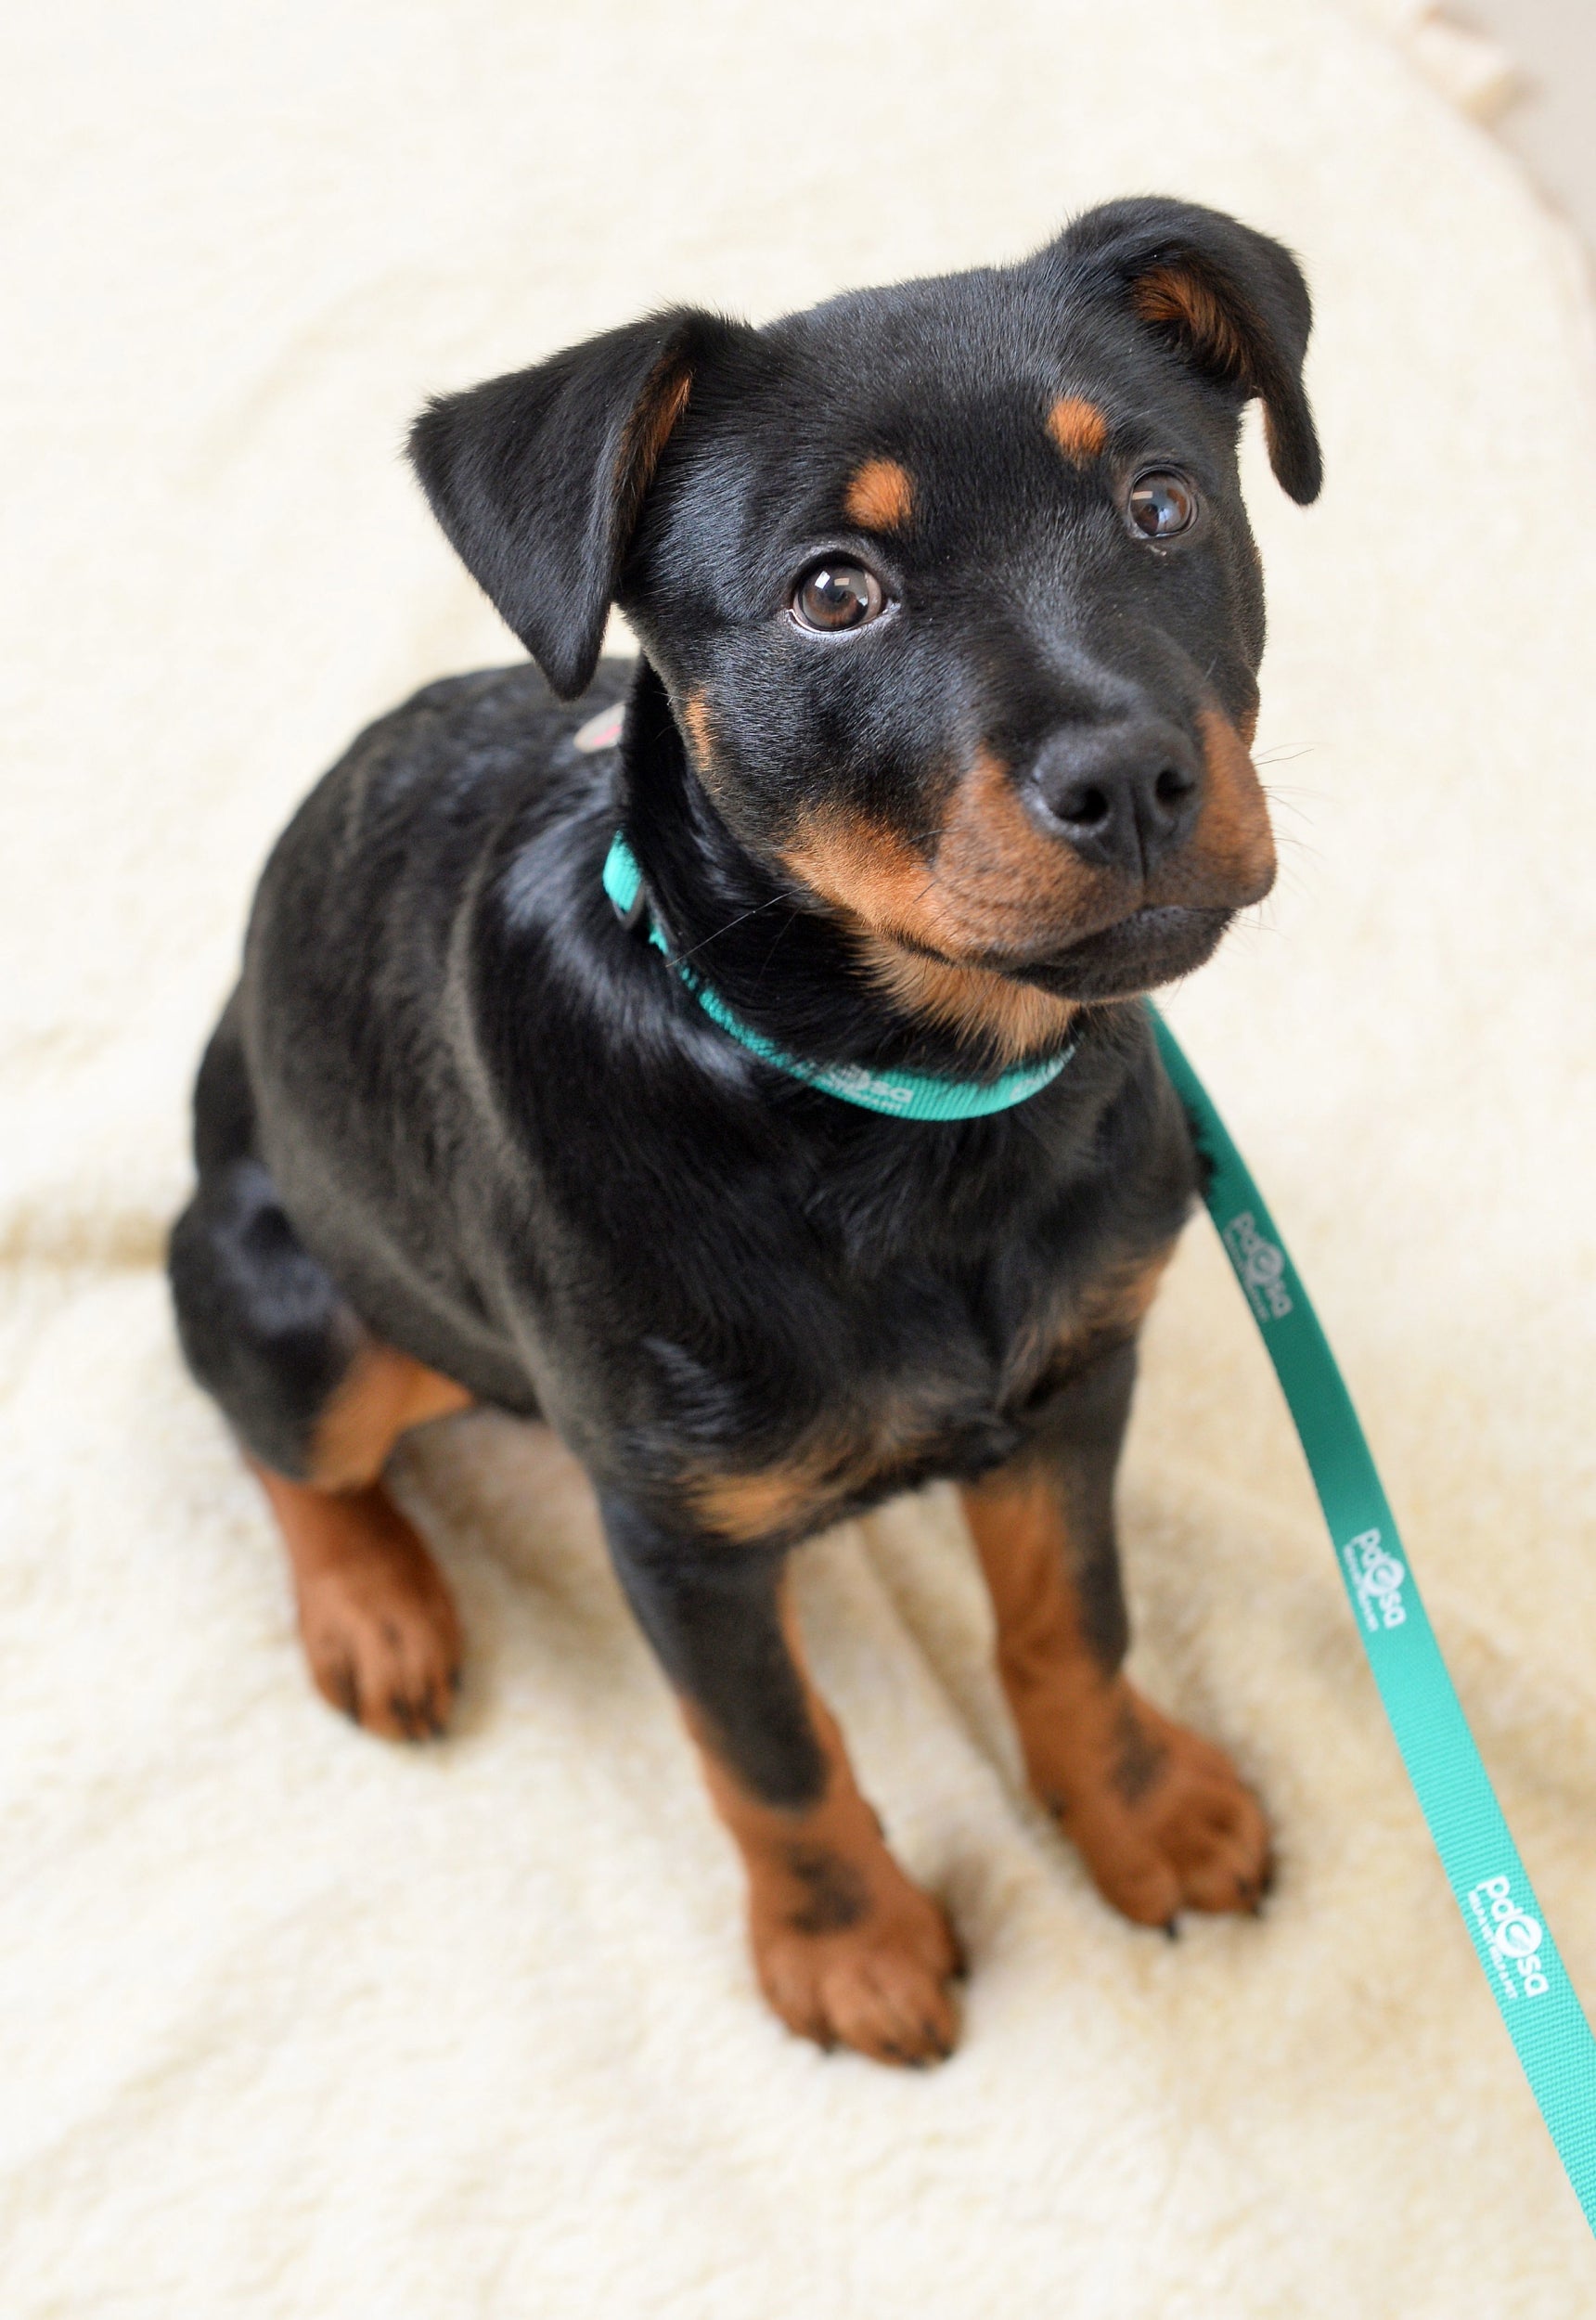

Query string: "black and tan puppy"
[170, 197, 1319, 2065]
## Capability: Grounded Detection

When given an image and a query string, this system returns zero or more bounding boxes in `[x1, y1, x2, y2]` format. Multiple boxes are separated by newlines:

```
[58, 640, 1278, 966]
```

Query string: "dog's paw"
[1042, 1685, 1271, 1928]
[752, 1856, 963, 2066]
[293, 1492, 462, 1742]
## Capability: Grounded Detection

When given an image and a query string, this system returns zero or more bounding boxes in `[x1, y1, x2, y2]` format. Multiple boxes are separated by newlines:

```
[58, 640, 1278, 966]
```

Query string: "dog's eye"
[791, 561, 885, 633]
[1126, 471, 1198, 540]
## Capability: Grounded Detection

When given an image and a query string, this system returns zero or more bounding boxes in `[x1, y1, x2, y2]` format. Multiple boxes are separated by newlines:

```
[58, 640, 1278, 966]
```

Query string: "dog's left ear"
[408, 308, 741, 699]
[1049, 198, 1322, 504]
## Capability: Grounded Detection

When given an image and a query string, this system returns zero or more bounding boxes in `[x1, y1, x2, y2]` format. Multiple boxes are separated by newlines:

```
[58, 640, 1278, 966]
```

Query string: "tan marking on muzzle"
[853, 936, 1077, 1066]
[843, 458, 914, 533]
[1046, 396, 1110, 461]
[1147, 704, 1276, 909]
[782, 749, 1109, 963]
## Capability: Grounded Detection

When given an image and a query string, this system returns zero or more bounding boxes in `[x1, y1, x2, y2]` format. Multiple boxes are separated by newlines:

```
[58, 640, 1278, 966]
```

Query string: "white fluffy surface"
[5, 3, 1595, 2311]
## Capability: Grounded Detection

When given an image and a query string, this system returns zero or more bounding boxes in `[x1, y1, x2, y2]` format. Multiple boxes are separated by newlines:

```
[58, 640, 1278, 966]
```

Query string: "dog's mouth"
[990, 903, 1236, 1002]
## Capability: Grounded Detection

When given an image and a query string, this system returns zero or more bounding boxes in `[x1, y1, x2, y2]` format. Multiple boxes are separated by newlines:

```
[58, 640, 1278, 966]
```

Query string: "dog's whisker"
[753, 909, 803, 987]
[674, 893, 797, 965]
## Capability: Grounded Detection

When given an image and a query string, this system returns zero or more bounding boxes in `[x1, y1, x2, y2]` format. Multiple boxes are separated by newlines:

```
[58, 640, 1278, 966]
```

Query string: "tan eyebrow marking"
[842, 457, 915, 532]
[1046, 396, 1110, 461]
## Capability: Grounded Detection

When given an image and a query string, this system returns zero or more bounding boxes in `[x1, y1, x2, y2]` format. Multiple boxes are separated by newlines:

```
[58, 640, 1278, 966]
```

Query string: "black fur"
[170, 198, 1319, 1805]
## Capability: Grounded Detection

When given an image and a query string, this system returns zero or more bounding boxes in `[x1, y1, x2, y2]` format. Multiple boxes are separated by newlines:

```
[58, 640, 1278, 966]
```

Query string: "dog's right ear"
[408, 309, 740, 700]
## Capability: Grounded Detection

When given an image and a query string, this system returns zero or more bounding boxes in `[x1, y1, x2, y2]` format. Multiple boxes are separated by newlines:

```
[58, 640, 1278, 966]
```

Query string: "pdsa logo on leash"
[1470, 1875, 1551, 2002]
[1342, 1527, 1408, 1631]
[1222, 1210, 1293, 1321]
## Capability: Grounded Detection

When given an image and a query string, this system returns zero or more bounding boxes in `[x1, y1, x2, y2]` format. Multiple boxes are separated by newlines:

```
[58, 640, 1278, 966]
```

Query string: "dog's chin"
[1012, 905, 1236, 1002]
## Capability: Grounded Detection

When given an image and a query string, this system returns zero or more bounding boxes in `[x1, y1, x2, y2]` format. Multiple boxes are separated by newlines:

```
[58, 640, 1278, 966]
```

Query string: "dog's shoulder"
[328, 655, 629, 827]
[248, 657, 631, 947]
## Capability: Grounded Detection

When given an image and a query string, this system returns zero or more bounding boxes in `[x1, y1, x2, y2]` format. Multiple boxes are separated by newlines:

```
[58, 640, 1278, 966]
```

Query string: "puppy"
[170, 197, 1319, 2065]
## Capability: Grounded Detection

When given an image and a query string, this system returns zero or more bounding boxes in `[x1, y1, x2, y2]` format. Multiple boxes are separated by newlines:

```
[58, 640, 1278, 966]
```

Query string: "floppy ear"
[408, 309, 737, 698]
[1050, 197, 1322, 505]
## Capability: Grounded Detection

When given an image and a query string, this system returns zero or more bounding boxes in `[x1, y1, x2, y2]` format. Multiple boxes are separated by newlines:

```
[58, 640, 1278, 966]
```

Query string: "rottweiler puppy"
[170, 197, 1319, 2065]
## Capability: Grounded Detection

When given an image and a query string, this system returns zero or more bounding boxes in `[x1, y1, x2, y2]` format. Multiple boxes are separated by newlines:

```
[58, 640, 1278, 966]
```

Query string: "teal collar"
[603, 831, 1075, 1122]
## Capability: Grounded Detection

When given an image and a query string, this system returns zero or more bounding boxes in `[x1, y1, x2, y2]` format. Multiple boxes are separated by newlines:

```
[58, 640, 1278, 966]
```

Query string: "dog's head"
[411, 198, 1319, 1019]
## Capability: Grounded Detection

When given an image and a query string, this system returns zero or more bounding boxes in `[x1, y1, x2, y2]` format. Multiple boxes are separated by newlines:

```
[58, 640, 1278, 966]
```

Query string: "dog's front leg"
[601, 1500, 962, 2064]
[962, 1342, 1272, 1930]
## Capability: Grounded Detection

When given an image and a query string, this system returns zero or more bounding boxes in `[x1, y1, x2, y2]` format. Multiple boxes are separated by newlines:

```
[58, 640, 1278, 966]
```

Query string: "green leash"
[1151, 1008, 1596, 2232]
[606, 815, 1596, 2213]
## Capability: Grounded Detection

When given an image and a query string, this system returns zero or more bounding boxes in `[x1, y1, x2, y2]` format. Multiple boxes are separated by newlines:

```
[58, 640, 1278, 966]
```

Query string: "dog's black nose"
[1031, 719, 1201, 877]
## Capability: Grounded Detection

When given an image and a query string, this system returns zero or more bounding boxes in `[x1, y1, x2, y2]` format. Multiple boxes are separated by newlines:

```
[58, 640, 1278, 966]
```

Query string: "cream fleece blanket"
[6, 3, 1596, 2312]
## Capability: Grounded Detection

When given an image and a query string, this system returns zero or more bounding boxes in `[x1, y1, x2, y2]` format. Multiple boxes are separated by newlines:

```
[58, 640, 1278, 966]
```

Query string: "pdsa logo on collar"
[1469, 1875, 1551, 2001]
[1222, 1210, 1293, 1321]
[1342, 1527, 1408, 1630]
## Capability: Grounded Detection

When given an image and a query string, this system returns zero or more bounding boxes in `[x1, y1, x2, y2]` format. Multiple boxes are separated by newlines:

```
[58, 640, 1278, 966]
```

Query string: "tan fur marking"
[782, 747, 1119, 968]
[854, 934, 1077, 1065]
[843, 457, 914, 533]
[687, 1449, 840, 1542]
[689, 1250, 1171, 1552]
[780, 805, 930, 936]
[936, 748, 1109, 943]
[682, 1582, 961, 2063]
[1130, 265, 1252, 386]
[1068, 1243, 1177, 1356]
[252, 1464, 462, 1742]
[1189, 703, 1276, 900]
[1046, 395, 1110, 461]
[684, 1386, 947, 1544]
[784, 714, 1273, 1001]
[960, 1459, 1271, 1925]
[1009, 1243, 1178, 1415]
[309, 1342, 473, 1492]
[962, 1463, 1100, 1708]
[1138, 704, 1274, 913]
[680, 688, 714, 770]
[614, 359, 693, 535]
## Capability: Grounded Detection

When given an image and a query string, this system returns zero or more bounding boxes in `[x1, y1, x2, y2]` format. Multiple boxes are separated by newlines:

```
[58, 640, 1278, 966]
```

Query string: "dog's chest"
[672, 1248, 1114, 1543]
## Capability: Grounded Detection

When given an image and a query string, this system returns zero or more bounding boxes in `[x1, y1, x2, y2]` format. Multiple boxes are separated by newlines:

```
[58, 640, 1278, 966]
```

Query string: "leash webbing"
[1150, 1007, 1596, 2230]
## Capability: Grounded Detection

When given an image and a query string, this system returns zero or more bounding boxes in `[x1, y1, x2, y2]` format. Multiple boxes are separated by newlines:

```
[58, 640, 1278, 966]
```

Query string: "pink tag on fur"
[573, 702, 625, 753]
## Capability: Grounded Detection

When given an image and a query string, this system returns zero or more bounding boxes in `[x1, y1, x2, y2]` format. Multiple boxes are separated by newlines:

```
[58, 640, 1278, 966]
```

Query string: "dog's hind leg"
[168, 995, 470, 1739]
